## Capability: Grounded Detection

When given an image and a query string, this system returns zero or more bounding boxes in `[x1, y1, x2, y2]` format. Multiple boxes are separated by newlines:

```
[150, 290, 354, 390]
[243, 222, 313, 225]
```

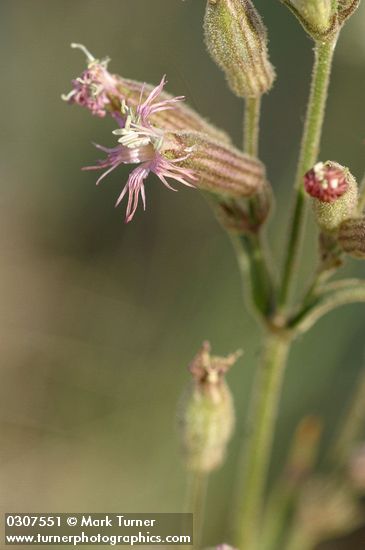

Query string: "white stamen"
[71, 43, 96, 63]
[330, 178, 339, 189]
[321, 180, 329, 190]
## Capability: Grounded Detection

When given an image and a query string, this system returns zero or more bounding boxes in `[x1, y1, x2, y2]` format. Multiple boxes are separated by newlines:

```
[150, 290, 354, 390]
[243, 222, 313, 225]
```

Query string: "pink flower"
[83, 76, 197, 223]
[304, 161, 348, 202]
[61, 44, 119, 117]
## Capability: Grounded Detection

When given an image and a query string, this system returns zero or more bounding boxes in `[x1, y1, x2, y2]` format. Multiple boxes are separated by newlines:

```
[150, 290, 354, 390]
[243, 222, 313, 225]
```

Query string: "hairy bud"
[338, 216, 365, 259]
[282, 0, 360, 40]
[177, 342, 241, 472]
[204, 0, 275, 98]
[165, 132, 266, 199]
[304, 161, 358, 232]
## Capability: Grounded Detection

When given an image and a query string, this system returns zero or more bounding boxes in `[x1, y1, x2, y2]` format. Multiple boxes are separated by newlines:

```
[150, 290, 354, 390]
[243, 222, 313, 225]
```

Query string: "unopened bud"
[338, 216, 365, 259]
[283, 0, 336, 39]
[177, 341, 241, 472]
[295, 478, 359, 543]
[304, 161, 358, 233]
[165, 132, 266, 199]
[204, 0, 275, 98]
[282, 0, 360, 39]
[286, 416, 323, 483]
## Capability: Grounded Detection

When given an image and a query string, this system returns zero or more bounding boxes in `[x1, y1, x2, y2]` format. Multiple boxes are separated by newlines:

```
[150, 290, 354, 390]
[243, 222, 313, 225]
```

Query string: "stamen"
[71, 43, 96, 63]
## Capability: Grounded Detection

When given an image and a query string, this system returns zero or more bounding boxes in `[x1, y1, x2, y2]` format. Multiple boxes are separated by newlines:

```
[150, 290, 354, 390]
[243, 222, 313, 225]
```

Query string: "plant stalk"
[234, 332, 291, 550]
[279, 36, 339, 309]
[184, 471, 208, 549]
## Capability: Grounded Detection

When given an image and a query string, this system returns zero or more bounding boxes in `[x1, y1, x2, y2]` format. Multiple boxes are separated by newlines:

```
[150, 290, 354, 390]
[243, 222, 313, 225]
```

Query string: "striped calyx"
[204, 0, 275, 98]
[164, 132, 266, 199]
[114, 77, 231, 144]
[338, 216, 365, 259]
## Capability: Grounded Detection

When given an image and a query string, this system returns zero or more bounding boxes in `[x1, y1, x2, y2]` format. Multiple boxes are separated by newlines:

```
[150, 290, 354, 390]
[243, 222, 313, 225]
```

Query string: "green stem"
[289, 278, 365, 334]
[239, 233, 276, 317]
[184, 471, 208, 549]
[279, 36, 339, 309]
[244, 97, 261, 157]
[234, 332, 291, 550]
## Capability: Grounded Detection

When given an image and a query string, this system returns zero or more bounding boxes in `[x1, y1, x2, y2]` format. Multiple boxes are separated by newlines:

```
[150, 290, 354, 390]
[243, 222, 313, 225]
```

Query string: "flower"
[304, 161, 348, 202]
[61, 44, 119, 117]
[63, 43, 231, 142]
[304, 161, 359, 232]
[83, 76, 197, 223]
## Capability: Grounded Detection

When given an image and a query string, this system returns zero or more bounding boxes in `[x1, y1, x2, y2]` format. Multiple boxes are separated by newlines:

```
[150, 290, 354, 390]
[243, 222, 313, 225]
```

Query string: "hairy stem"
[289, 279, 365, 333]
[234, 333, 291, 550]
[279, 36, 339, 309]
[184, 471, 208, 549]
[244, 97, 261, 157]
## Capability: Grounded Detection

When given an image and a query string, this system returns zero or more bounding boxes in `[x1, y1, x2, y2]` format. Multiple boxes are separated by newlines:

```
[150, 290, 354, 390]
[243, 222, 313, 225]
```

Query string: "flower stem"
[279, 36, 339, 309]
[184, 471, 208, 549]
[244, 97, 261, 157]
[234, 332, 291, 550]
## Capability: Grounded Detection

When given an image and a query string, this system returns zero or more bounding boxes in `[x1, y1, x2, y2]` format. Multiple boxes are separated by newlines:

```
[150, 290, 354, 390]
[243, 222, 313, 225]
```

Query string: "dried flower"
[177, 341, 241, 472]
[83, 77, 197, 223]
[204, 0, 275, 98]
[61, 44, 119, 117]
[304, 161, 358, 232]
[63, 43, 230, 142]
[338, 216, 365, 259]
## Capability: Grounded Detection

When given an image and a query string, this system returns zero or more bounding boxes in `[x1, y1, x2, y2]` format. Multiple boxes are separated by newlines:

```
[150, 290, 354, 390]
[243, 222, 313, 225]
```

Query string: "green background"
[1, 1, 365, 548]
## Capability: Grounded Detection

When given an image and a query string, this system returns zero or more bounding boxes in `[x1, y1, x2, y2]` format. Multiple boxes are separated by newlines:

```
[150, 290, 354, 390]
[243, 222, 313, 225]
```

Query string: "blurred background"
[1, 1, 365, 548]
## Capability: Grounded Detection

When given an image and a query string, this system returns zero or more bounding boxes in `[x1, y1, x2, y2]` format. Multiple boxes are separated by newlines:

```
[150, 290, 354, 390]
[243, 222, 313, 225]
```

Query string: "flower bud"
[295, 479, 359, 544]
[283, 0, 336, 39]
[177, 342, 241, 472]
[338, 216, 365, 259]
[304, 161, 358, 233]
[164, 132, 266, 199]
[204, 0, 275, 98]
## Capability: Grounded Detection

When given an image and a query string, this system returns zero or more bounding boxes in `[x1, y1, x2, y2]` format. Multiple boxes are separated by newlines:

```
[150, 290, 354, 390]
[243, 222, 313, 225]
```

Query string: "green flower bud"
[282, 0, 361, 40]
[177, 342, 241, 473]
[304, 161, 358, 233]
[338, 216, 365, 259]
[282, 0, 336, 39]
[204, 0, 275, 98]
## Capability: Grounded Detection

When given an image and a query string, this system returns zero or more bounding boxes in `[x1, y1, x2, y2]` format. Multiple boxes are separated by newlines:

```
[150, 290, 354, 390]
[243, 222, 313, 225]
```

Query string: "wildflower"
[63, 44, 231, 142]
[83, 77, 266, 223]
[304, 161, 358, 232]
[83, 76, 197, 223]
[61, 44, 119, 117]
